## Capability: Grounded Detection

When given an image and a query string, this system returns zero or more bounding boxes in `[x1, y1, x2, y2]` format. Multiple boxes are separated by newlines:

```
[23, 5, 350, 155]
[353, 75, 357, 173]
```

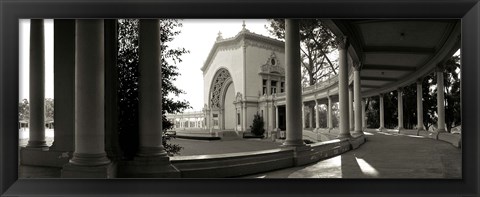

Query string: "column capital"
[397, 87, 404, 93]
[353, 61, 362, 71]
[336, 36, 349, 50]
[416, 77, 424, 85]
[379, 93, 384, 98]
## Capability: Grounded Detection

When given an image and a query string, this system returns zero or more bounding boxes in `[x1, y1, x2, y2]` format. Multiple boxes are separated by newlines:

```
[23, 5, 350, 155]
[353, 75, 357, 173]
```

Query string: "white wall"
[244, 46, 285, 98]
[203, 47, 244, 107]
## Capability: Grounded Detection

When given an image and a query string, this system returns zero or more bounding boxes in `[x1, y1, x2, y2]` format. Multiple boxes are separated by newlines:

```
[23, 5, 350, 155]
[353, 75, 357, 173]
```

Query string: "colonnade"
[282, 19, 448, 146]
[25, 19, 176, 177]
[296, 66, 447, 134]
[23, 19, 449, 177]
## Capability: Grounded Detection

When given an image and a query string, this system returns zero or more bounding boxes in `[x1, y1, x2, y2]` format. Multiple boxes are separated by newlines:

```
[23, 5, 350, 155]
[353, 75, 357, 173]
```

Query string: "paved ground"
[243, 130, 461, 178]
[19, 129, 461, 179]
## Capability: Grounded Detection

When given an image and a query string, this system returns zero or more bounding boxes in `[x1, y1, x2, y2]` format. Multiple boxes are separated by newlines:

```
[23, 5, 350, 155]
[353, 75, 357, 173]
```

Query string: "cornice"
[201, 30, 284, 73]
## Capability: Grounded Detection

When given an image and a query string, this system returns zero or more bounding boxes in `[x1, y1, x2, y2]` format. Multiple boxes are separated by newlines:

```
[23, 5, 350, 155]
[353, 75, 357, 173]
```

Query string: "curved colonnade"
[20, 19, 461, 178]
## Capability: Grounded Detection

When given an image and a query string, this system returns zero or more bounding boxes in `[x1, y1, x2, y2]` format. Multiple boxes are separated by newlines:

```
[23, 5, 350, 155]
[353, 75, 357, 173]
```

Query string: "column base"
[416, 129, 425, 136]
[377, 127, 385, 132]
[118, 155, 180, 178]
[137, 146, 168, 157]
[337, 133, 352, 139]
[69, 152, 111, 166]
[351, 130, 364, 137]
[61, 162, 116, 178]
[26, 140, 49, 150]
[282, 139, 305, 147]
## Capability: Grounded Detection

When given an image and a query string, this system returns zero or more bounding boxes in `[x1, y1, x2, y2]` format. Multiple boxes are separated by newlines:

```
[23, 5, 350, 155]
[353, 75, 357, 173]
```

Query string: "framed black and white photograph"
[1, 0, 479, 196]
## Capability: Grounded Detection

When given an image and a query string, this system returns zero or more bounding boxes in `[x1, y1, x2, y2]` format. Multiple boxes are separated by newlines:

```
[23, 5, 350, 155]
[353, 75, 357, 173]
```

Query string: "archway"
[209, 68, 236, 130]
[223, 82, 236, 130]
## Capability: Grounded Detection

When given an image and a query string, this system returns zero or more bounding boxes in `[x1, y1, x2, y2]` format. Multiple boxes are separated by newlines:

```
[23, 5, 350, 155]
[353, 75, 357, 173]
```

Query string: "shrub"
[250, 113, 265, 136]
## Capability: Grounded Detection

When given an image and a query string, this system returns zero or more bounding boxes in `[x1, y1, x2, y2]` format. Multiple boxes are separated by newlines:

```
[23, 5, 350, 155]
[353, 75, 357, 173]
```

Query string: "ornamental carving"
[236, 92, 243, 102]
[260, 52, 285, 75]
[244, 39, 284, 53]
[210, 69, 231, 109]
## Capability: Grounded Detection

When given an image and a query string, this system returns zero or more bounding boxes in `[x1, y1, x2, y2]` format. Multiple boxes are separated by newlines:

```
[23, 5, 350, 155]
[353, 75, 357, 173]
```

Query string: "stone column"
[436, 65, 446, 132]
[62, 20, 112, 178]
[51, 19, 75, 153]
[327, 96, 333, 131]
[239, 103, 244, 131]
[308, 105, 314, 129]
[349, 85, 354, 131]
[242, 102, 247, 132]
[27, 19, 48, 149]
[269, 100, 276, 131]
[302, 103, 306, 129]
[416, 78, 424, 131]
[120, 19, 179, 178]
[337, 36, 351, 138]
[362, 98, 366, 130]
[137, 19, 166, 157]
[379, 94, 385, 130]
[398, 88, 404, 130]
[275, 105, 279, 129]
[353, 62, 363, 135]
[315, 100, 320, 131]
[283, 19, 304, 146]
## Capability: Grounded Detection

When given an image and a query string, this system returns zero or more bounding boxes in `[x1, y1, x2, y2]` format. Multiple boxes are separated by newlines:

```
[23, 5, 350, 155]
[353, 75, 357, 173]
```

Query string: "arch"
[209, 68, 232, 109]
[222, 80, 236, 129]
[208, 68, 236, 130]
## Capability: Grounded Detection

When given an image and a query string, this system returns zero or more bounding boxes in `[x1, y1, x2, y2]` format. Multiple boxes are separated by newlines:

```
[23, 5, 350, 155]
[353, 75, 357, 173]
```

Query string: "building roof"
[200, 26, 284, 73]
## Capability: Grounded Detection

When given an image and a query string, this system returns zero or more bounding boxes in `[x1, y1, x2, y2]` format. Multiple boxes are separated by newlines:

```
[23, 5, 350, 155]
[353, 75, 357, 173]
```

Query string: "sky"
[167, 19, 272, 111]
[19, 19, 54, 101]
[19, 19, 273, 111]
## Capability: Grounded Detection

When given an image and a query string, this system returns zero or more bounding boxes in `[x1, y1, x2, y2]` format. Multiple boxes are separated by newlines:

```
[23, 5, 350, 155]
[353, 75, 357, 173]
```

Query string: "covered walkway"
[244, 129, 461, 178]
[19, 130, 461, 178]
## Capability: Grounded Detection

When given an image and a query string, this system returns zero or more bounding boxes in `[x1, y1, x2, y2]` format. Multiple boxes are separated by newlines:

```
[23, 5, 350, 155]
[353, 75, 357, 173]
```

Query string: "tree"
[250, 113, 265, 136]
[443, 55, 461, 132]
[366, 97, 380, 128]
[117, 19, 189, 159]
[267, 19, 338, 86]
[18, 98, 54, 124]
[44, 98, 54, 123]
[18, 99, 29, 122]
[422, 73, 437, 131]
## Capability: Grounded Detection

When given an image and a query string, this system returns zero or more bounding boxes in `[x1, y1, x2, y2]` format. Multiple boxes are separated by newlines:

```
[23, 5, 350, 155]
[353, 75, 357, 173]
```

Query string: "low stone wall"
[20, 148, 71, 168]
[378, 128, 461, 148]
[170, 135, 366, 178]
[171, 148, 294, 178]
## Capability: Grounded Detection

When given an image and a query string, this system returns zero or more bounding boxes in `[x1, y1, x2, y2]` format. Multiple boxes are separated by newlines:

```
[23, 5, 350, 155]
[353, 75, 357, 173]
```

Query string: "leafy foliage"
[18, 98, 54, 123]
[267, 19, 338, 86]
[18, 99, 29, 122]
[365, 54, 461, 132]
[117, 19, 189, 159]
[250, 113, 265, 136]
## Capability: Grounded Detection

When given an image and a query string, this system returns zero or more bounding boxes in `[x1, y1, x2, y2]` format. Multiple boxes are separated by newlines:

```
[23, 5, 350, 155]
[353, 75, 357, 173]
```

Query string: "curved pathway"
[244, 129, 461, 178]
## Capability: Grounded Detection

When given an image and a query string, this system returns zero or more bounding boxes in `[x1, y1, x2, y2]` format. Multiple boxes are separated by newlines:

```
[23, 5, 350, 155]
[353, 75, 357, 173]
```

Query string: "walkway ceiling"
[324, 19, 461, 97]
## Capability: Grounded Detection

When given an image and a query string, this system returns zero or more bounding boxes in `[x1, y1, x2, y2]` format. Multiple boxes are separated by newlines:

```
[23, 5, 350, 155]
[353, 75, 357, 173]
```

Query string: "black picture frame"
[1, 0, 479, 196]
